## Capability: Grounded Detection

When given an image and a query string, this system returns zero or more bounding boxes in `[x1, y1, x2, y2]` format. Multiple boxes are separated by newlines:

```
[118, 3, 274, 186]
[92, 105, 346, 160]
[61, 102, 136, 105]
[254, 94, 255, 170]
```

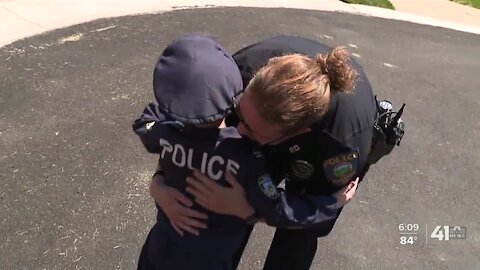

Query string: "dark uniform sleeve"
[132, 102, 167, 153]
[242, 154, 341, 228]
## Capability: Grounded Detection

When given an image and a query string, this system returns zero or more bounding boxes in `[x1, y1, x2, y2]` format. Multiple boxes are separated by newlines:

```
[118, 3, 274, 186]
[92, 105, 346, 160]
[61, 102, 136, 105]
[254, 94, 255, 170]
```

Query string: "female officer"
[142, 35, 376, 269]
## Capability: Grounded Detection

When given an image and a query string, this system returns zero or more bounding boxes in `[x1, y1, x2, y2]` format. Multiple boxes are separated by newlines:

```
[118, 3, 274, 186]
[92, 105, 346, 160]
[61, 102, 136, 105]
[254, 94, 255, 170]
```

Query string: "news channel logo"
[430, 225, 466, 241]
[398, 224, 466, 245]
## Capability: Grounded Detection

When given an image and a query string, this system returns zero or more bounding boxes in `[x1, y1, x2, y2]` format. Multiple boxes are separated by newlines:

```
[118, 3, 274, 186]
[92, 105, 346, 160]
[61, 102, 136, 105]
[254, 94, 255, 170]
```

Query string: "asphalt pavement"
[1, 7, 479, 270]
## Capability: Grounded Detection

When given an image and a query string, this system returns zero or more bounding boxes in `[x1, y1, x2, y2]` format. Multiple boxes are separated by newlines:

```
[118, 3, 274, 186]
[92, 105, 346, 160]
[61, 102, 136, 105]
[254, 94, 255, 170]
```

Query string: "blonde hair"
[247, 46, 357, 133]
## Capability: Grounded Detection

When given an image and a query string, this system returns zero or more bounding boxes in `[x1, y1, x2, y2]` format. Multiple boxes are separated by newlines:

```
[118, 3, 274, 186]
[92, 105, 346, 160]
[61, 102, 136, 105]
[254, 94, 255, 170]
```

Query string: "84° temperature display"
[398, 223, 419, 245]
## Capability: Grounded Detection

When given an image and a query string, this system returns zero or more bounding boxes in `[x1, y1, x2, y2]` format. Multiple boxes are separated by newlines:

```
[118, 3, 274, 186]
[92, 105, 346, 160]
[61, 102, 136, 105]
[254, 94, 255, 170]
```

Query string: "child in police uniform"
[136, 34, 264, 270]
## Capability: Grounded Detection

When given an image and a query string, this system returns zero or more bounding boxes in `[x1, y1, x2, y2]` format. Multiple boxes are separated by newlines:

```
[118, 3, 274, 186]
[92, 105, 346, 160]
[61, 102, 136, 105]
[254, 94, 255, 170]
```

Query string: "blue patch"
[258, 174, 278, 199]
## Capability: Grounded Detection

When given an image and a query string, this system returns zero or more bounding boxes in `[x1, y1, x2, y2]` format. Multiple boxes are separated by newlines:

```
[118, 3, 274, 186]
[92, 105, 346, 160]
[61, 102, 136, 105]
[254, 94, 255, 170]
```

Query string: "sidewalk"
[1, 0, 480, 48]
[390, 0, 480, 27]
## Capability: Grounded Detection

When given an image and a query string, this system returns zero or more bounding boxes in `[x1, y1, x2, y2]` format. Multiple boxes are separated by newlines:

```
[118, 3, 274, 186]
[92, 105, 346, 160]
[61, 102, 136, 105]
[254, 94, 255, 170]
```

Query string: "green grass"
[450, 0, 480, 8]
[341, 0, 395, 10]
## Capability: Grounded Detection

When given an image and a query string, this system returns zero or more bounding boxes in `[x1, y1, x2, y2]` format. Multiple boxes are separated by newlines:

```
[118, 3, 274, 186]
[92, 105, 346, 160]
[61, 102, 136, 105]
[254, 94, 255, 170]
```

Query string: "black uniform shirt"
[231, 35, 377, 195]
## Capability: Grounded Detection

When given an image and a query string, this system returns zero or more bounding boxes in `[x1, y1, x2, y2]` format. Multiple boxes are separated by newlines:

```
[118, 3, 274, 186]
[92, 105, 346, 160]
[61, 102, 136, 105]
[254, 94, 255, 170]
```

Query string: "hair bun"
[315, 46, 357, 93]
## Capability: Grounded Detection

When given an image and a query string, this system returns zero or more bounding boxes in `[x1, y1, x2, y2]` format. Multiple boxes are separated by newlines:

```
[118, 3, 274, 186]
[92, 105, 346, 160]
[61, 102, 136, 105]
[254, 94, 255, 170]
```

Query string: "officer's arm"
[244, 162, 342, 228]
[132, 102, 167, 153]
[185, 164, 343, 228]
[248, 183, 341, 228]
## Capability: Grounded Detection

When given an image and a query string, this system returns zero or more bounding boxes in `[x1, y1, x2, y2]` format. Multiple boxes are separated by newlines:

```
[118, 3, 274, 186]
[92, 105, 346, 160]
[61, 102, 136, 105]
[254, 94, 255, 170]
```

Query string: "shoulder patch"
[258, 174, 278, 199]
[323, 150, 359, 187]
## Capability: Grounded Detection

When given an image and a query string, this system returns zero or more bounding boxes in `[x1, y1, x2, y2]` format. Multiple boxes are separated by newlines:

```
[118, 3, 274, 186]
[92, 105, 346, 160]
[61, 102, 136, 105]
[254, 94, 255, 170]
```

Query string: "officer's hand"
[333, 177, 359, 206]
[186, 170, 253, 219]
[150, 175, 208, 236]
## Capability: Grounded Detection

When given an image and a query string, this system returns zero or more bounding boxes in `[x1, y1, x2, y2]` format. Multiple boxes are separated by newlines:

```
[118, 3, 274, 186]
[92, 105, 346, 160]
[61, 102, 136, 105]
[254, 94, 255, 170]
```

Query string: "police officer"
[135, 35, 357, 270]
[184, 35, 379, 270]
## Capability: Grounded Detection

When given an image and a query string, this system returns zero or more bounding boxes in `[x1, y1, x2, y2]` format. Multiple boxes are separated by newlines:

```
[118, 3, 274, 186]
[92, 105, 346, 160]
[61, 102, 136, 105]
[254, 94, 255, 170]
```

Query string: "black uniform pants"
[263, 228, 319, 270]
